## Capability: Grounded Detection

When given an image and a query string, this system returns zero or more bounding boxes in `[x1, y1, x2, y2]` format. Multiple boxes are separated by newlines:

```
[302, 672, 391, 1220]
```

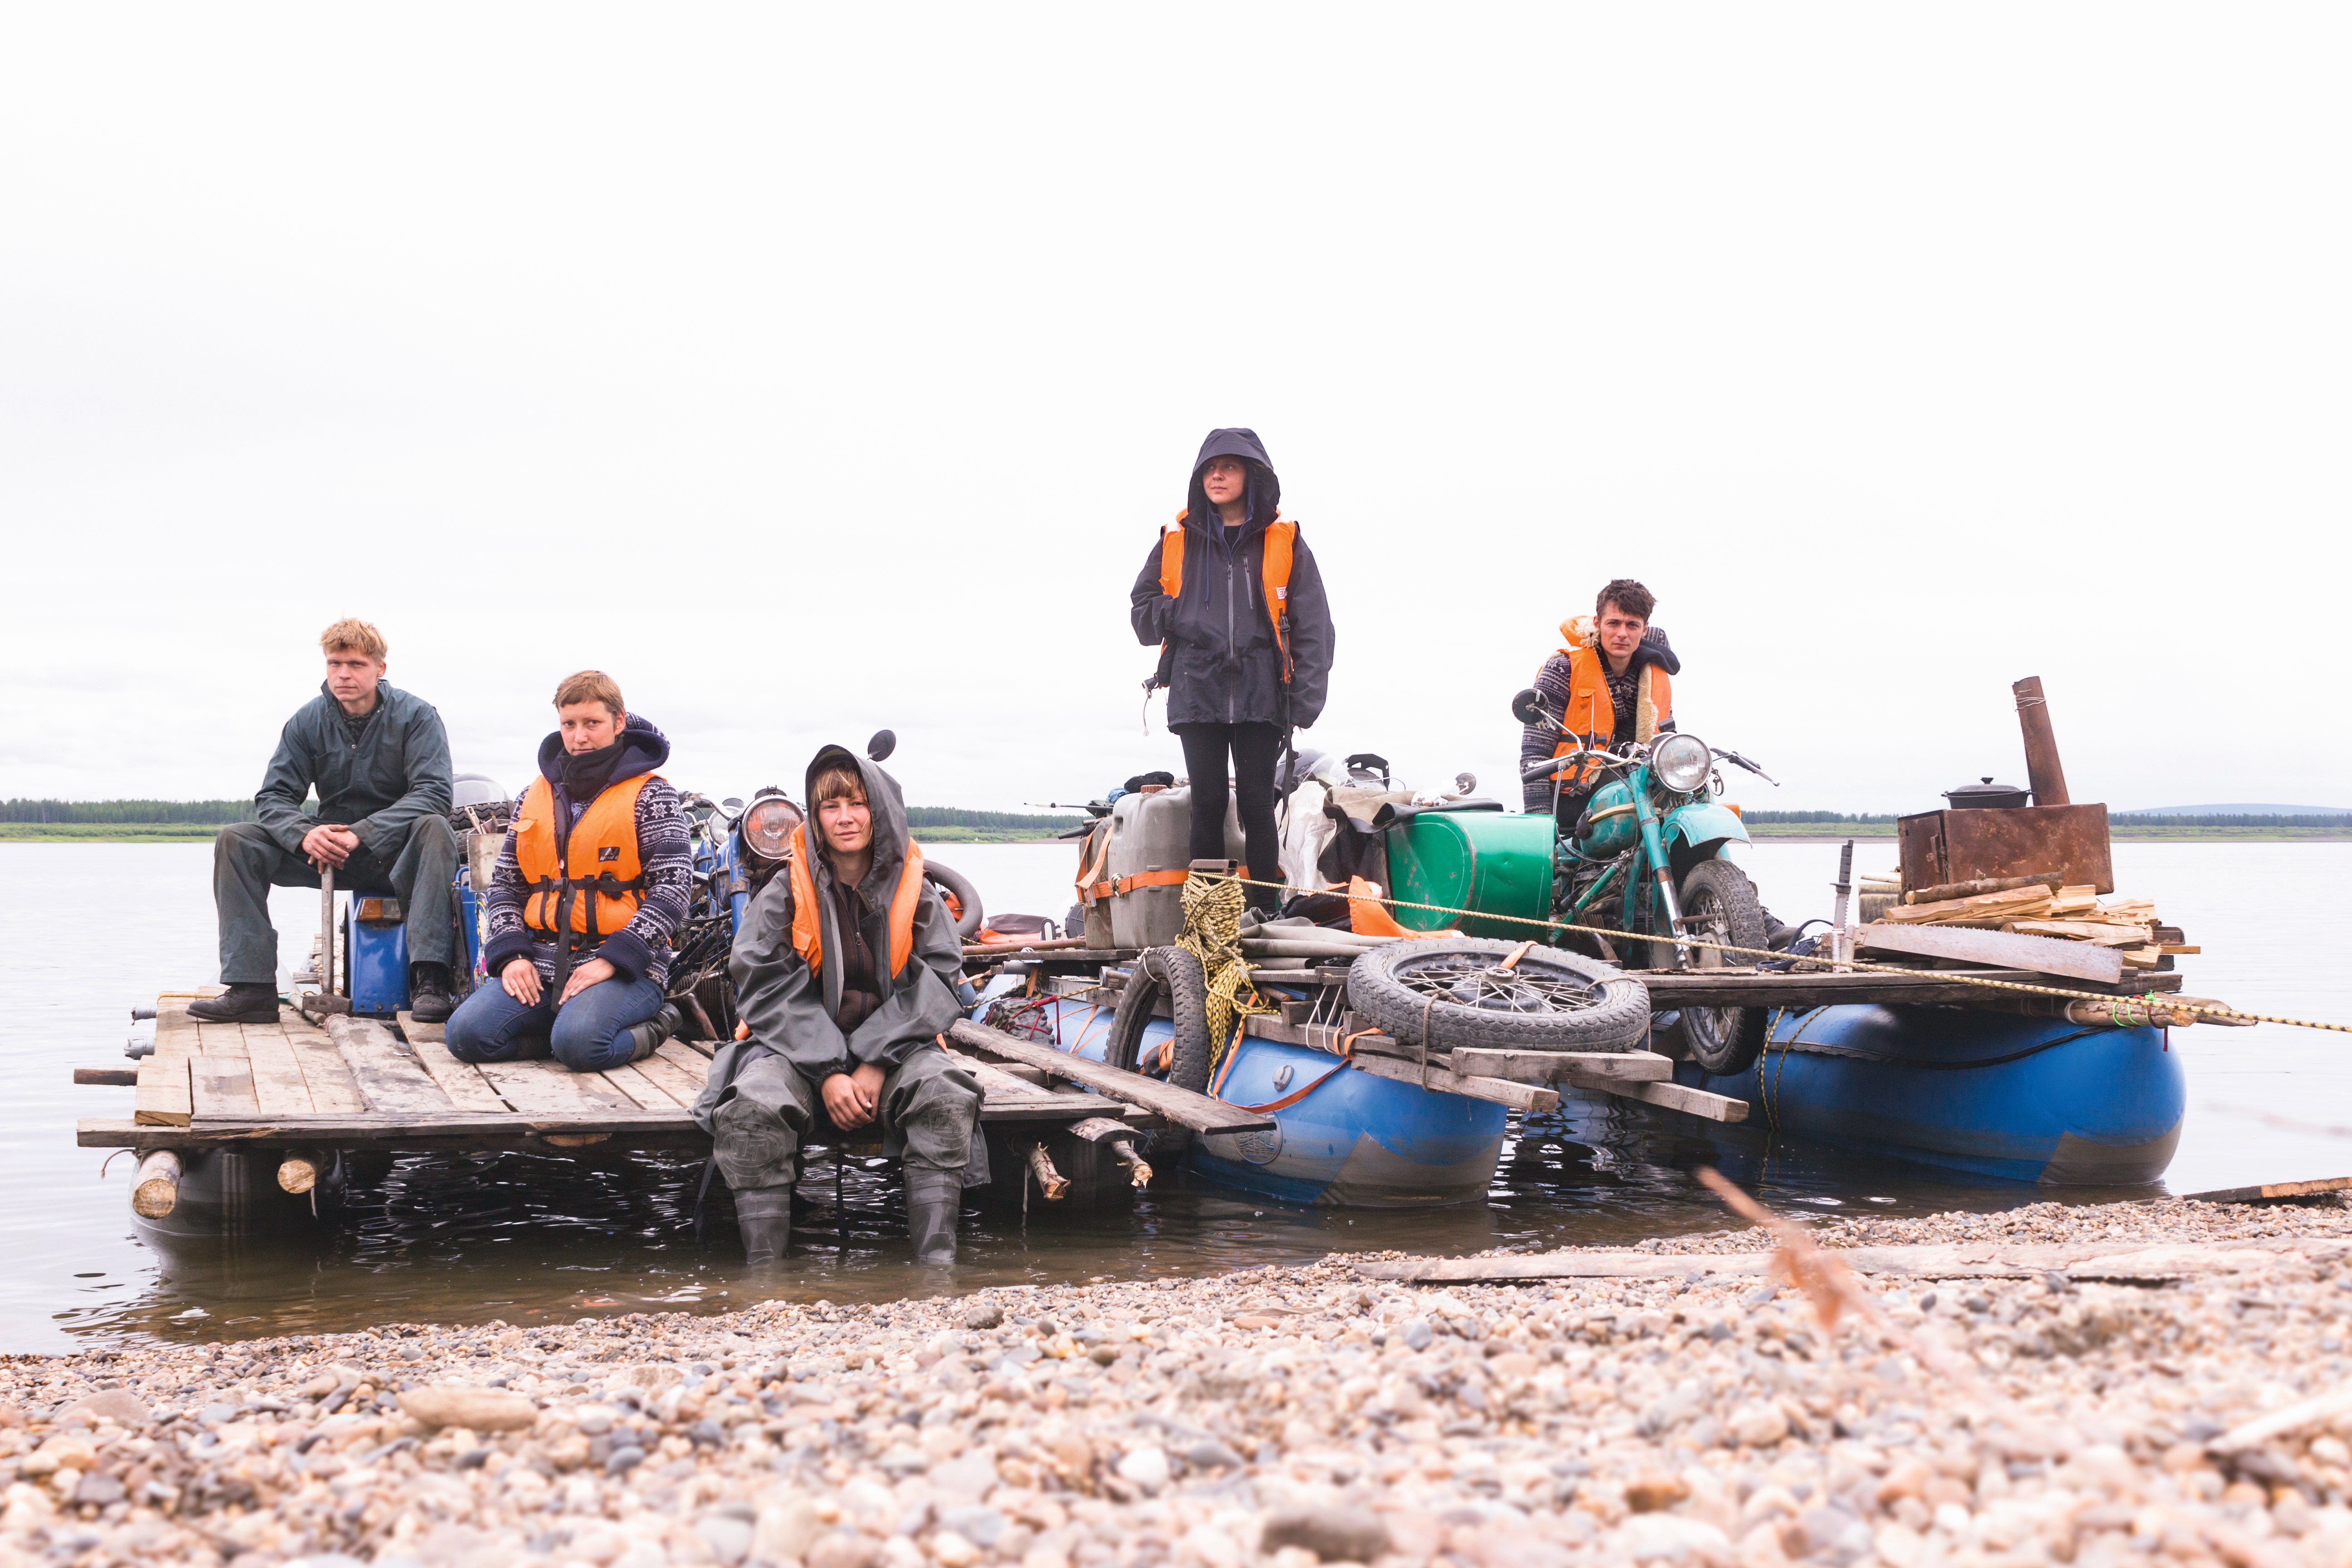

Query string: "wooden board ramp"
[84, 993, 1162, 1151]
[2185, 1176, 2352, 1205]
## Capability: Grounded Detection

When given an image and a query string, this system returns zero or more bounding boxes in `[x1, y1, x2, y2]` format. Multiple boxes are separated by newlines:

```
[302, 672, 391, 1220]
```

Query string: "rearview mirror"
[1510, 688, 1548, 726]
[866, 730, 897, 763]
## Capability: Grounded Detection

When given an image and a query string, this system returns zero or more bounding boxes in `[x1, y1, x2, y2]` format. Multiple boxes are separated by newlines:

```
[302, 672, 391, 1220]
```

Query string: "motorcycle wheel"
[1676, 859, 1770, 1075]
[1346, 937, 1652, 1054]
[923, 860, 985, 940]
[1107, 946, 1215, 1093]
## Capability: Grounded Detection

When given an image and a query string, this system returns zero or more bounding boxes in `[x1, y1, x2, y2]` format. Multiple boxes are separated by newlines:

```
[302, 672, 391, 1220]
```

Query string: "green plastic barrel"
[1383, 811, 1557, 939]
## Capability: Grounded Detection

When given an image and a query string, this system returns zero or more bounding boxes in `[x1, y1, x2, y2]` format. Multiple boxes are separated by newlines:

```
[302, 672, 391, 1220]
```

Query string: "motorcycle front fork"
[1631, 793, 1693, 969]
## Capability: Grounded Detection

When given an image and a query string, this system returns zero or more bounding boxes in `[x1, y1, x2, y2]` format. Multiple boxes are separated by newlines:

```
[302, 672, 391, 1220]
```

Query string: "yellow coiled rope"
[1176, 871, 1268, 1067]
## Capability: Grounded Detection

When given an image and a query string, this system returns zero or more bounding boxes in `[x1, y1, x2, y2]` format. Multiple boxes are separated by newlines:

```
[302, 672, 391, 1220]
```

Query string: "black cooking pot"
[1945, 776, 2031, 810]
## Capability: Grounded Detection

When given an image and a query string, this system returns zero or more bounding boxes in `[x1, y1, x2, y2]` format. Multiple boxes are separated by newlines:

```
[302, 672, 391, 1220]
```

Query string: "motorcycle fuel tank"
[1574, 779, 1640, 857]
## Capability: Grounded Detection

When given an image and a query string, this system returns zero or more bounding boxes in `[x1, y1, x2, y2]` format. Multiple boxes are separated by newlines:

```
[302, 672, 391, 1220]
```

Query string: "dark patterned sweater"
[482, 752, 693, 989]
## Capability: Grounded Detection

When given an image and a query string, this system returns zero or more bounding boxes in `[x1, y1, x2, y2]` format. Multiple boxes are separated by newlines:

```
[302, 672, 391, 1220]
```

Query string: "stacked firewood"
[1875, 881, 2186, 970]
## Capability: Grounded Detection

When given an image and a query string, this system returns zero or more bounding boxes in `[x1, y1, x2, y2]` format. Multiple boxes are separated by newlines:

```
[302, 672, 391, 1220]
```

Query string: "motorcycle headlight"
[741, 794, 804, 862]
[1652, 734, 1713, 794]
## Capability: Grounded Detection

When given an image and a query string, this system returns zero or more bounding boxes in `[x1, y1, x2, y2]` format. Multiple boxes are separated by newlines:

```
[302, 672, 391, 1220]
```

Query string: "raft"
[1676, 1003, 2186, 1185]
[996, 995, 1508, 1208]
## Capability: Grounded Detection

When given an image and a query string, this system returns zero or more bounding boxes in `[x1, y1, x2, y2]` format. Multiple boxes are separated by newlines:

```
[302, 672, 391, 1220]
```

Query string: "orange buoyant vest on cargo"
[786, 823, 927, 981]
[515, 773, 656, 939]
[1546, 620, 1672, 790]
[1159, 512, 1299, 682]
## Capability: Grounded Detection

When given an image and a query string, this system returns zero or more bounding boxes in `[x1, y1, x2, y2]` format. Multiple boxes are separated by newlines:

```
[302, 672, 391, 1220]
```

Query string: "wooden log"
[1560, 1073, 1749, 1122]
[132, 1149, 181, 1218]
[627, 1050, 709, 1111]
[1354, 1235, 2352, 1284]
[1025, 1141, 1071, 1200]
[1448, 1048, 1672, 1085]
[277, 1150, 326, 1194]
[75, 1067, 138, 1086]
[962, 937, 1095, 957]
[1853, 922, 2124, 983]
[1340, 1049, 1560, 1112]
[1905, 872, 2062, 906]
[946, 1019, 1277, 1134]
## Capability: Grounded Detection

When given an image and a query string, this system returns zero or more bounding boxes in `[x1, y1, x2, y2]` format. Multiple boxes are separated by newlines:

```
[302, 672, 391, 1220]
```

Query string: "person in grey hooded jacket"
[691, 743, 982, 1266]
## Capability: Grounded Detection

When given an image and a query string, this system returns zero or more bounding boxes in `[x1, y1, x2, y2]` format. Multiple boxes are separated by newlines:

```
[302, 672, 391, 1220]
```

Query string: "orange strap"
[1348, 876, 1412, 937]
[1227, 1062, 1348, 1114]
[1336, 1028, 1380, 1061]
[1112, 868, 1189, 897]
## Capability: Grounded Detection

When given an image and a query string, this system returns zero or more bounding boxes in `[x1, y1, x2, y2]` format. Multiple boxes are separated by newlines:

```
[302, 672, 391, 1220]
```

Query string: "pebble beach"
[10, 1196, 2352, 1568]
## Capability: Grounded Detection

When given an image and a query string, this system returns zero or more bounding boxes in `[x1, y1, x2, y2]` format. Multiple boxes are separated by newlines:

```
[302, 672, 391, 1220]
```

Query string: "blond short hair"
[320, 618, 387, 661]
[553, 670, 625, 717]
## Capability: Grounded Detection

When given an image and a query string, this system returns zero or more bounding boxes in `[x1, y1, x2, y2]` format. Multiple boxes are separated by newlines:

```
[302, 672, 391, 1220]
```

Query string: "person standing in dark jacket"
[1129, 428, 1335, 912]
[192, 619, 459, 1024]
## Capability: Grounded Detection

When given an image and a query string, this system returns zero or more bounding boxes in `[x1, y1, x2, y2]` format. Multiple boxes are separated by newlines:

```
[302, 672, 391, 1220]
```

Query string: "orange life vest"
[786, 824, 927, 981]
[1159, 512, 1299, 683]
[1545, 622, 1672, 790]
[514, 773, 656, 939]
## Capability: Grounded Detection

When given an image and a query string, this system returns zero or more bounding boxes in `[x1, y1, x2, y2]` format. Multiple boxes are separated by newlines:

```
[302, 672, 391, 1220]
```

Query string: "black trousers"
[1174, 721, 1284, 911]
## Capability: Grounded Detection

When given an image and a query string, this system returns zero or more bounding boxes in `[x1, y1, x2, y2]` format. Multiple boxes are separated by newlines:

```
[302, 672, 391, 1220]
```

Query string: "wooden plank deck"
[88, 992, 1152, 1150]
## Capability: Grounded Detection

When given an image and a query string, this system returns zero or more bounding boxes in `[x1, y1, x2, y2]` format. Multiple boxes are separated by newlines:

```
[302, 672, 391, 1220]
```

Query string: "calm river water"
[3, 839, 2345, 1352]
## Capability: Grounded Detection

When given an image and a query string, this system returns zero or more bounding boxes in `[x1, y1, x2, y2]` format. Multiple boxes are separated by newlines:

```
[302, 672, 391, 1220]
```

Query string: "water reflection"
[81, 1102, 2152, 1349]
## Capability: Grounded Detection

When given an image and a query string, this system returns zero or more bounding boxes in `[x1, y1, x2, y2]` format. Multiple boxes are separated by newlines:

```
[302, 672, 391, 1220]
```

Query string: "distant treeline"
[2115, 813, 2350, 829]
[906, 807, 1085, 831]
[1747, 808, 2346, 830]
[0, 799, 255, 824]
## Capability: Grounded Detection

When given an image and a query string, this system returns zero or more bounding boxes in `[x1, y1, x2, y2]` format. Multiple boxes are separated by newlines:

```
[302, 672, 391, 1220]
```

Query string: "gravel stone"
[12, 1195, 2352, 1568]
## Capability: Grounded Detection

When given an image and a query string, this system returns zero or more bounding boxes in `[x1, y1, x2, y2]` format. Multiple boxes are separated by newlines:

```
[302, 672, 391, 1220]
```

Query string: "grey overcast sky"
[3, 6, 2345, 818]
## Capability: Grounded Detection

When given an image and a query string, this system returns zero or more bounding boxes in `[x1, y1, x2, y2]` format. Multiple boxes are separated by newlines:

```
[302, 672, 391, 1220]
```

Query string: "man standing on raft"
[1129, 428, 1336, 914]
[694, 744, 982, 1267]
[192, 619, 460, 1024]
[1519, 578, 1681, 829]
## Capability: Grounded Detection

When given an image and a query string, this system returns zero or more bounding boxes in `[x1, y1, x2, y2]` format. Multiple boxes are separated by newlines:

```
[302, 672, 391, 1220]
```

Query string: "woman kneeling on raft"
[690, 744, 983, 1267]
[444, 670, 689, 1070]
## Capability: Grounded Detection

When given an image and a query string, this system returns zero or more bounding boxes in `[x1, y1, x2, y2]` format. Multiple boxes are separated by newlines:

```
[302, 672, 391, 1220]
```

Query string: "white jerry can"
[1102, 785, 1247, 948]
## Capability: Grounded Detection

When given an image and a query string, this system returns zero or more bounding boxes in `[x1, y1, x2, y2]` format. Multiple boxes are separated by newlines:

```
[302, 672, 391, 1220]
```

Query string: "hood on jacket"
[536, 712, 671, 790]
[801, 742, 915, 907]
[1183, 427, 1282, 538]
[1558, 618, 1681, 677]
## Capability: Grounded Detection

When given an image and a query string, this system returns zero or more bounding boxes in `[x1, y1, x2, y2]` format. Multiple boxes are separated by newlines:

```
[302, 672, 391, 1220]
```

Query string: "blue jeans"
[444, 973, 666, 1073]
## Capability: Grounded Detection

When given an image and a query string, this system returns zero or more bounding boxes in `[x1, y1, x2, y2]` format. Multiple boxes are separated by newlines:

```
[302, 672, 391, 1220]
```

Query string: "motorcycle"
[1510, 688, 1780, 1074]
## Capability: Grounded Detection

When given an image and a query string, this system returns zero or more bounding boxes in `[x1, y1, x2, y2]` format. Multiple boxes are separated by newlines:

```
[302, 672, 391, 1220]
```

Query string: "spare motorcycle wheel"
[923, 860, 985, 940]
[1106, 946, 1214, 1093]
[1674, 859, 1770, 1075]
[1345, 937, 1651, 1054]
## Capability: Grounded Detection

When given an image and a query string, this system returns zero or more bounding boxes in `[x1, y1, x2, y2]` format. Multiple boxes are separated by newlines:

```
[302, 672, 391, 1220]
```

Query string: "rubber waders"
[734, 1187, 792, 1266]
[904, 1168, 962, 1265]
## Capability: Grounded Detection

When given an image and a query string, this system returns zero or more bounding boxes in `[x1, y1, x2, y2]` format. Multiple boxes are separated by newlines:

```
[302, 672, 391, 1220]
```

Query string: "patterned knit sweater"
[481, 774, 693, 989]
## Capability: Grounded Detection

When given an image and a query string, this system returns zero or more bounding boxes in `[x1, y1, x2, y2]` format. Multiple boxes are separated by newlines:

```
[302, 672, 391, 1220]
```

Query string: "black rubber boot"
[904, 1168, 962, 1265]
[623, 1004, 680, 1064]
[407, 963, 456, 1024]
[188, 984, 279, 1024]
[734, 1186, 793, 1266]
